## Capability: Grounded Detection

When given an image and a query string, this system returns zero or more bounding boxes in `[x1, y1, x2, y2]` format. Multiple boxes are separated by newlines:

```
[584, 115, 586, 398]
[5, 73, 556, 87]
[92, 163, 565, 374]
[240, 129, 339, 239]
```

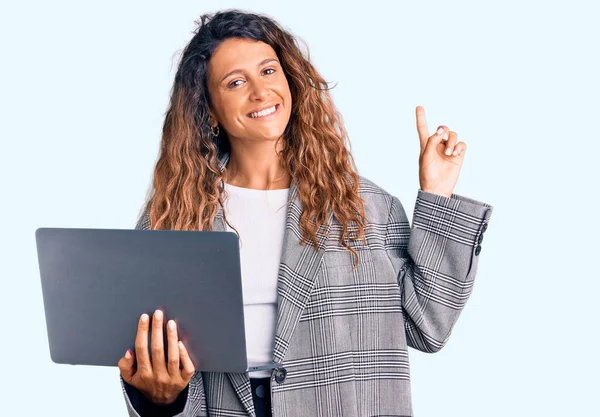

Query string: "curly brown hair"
[145, 9, 367, 263]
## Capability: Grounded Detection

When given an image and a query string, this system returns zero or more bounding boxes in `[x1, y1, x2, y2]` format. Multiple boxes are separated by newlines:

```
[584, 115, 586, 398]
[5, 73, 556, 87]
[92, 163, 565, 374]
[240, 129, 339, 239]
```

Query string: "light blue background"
[1, 0, 598, 415]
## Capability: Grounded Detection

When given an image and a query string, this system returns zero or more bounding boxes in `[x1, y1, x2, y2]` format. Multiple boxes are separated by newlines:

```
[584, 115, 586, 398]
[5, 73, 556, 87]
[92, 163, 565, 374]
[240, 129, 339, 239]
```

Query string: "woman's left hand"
[415, 105, 466, 198]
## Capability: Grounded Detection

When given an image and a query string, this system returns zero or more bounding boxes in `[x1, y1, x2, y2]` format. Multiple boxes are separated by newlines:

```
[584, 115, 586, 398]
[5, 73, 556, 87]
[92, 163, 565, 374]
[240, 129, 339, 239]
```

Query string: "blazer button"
[482, 223, 488, 233]
[478, 233, 484, 244]
[475, 245, 482, 256]
[274, 367, 287, 384]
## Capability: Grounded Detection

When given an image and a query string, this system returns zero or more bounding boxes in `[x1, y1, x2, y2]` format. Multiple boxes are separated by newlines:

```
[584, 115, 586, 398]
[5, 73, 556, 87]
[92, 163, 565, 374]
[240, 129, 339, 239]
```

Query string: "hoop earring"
[209, 124, 220, 137]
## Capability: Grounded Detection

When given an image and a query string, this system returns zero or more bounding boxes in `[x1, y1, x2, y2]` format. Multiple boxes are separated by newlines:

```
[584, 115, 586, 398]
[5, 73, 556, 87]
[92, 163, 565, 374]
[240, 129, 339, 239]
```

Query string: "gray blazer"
[121, 161, 493, 417]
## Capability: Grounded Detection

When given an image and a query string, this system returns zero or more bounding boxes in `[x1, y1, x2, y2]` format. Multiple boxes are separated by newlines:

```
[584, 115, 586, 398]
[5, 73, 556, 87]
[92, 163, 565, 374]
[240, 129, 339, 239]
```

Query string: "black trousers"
[250, 377, 272, 417]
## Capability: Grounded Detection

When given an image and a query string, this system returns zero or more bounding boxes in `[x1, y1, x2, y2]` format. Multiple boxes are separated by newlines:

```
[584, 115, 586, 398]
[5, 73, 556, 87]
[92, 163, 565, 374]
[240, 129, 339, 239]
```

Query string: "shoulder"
[357, 176, 405, 226]
[135, 204, 151, 230]
[357, 175, 392, 201]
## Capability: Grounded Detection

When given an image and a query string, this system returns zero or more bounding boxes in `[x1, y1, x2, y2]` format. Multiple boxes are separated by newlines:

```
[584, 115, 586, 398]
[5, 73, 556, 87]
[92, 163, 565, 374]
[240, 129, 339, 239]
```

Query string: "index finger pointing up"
[416, 105, 429, 150]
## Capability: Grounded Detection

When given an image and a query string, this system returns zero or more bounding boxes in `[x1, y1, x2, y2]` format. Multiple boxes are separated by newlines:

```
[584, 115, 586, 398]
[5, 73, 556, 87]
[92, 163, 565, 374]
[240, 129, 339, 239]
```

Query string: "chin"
[229, 124, 288, 143]
[255, 127, 287, 141]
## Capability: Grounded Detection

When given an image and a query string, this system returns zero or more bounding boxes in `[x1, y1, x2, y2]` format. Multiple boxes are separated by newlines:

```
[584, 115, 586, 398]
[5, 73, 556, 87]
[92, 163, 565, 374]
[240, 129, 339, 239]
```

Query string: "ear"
[207, 109, 218, 127]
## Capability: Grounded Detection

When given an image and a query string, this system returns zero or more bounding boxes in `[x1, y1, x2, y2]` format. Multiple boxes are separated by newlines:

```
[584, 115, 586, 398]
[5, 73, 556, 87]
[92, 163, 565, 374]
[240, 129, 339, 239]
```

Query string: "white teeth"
[249, 105, 277, 118]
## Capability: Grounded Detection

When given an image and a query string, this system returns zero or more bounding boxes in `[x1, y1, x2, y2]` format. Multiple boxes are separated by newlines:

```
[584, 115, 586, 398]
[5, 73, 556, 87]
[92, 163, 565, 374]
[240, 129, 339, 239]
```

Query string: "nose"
[249, 78, 270, 101]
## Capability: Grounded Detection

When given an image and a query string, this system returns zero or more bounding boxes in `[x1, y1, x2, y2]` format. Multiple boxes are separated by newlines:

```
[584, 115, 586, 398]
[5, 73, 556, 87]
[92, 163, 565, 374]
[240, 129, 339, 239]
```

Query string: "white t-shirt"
[222, 182, 289, 378]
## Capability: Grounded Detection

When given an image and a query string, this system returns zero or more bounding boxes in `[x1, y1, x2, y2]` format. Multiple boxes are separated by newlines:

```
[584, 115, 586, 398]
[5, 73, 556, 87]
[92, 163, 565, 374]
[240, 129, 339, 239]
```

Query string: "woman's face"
[207, 38, 293, 144]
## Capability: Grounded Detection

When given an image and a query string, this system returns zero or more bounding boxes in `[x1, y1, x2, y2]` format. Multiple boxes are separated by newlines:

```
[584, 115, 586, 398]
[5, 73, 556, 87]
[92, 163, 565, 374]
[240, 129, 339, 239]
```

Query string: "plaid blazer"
[121, 157, 493, 417]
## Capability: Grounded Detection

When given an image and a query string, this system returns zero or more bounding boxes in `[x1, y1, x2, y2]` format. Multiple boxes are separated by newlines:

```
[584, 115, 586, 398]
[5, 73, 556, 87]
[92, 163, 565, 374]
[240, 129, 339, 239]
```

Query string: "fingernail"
[179, 341, 185, 350]
[125, 349, 132, 358]
[445, 147, 452, 155]
[155, 310, 162, 319]
[141, 314, 149, 322]
[437, 127, 444, 135]
[168, 320, 175, 331]
[453, 150, 458, 156]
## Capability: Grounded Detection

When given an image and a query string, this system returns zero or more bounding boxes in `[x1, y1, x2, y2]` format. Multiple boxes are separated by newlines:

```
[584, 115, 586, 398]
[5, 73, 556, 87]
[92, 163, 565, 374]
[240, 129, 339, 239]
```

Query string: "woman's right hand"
[118, 309, 195, 405]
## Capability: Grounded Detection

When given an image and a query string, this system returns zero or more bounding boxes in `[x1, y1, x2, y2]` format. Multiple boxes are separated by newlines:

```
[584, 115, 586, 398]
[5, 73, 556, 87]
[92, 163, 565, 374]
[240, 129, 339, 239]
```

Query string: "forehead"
[208, 38, 278, 79]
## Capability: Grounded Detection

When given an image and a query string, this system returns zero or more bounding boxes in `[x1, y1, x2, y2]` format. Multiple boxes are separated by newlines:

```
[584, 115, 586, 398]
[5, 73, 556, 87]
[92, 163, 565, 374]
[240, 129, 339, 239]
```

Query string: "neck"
[224, 139, 291, 190]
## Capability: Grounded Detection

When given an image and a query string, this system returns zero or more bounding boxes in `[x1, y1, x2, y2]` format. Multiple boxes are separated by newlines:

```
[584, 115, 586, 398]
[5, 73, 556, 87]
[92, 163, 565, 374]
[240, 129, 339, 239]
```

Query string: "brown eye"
[263, 68, 275, 75]
[227, 79, 244, 89]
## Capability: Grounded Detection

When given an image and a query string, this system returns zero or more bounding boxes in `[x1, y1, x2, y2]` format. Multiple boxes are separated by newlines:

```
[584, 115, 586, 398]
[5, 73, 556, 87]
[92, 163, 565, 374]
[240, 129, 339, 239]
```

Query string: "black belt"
[250, 377, 272, 417]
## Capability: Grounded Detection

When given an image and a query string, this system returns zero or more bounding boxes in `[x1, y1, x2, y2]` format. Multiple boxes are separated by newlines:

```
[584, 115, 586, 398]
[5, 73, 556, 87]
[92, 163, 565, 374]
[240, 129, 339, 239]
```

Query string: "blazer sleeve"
[119, 207, 208, 417]
[384, 189, 493, 353]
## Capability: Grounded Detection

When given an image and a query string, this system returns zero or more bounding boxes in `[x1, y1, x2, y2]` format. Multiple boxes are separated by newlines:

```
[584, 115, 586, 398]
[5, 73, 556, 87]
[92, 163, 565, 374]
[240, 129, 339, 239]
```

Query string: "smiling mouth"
[247, 104, 280, 119]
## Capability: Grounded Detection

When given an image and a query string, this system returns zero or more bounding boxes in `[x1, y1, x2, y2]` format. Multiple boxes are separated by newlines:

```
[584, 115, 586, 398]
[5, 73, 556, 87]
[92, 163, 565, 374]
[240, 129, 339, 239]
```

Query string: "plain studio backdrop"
[1, 1, 598, 415]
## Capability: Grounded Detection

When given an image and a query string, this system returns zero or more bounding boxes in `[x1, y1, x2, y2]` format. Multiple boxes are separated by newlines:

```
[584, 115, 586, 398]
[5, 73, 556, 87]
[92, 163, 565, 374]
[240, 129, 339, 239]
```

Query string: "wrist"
[420, 188, 452, 199]
[139, 385, 189, 416]
[140, 388, 182, 406]
[150, 394, 181, 406]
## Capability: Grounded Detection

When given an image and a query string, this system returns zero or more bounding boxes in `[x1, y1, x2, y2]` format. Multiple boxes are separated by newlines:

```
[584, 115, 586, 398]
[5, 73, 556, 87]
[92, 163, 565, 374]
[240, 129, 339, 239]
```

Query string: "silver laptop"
[35, 227, 280, 373]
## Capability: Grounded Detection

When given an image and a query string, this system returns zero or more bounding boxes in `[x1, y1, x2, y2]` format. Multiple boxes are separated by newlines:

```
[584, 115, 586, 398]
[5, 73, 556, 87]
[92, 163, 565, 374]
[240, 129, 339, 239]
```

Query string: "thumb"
[118, 349, 136, 383]
[428, 126, 447, 147]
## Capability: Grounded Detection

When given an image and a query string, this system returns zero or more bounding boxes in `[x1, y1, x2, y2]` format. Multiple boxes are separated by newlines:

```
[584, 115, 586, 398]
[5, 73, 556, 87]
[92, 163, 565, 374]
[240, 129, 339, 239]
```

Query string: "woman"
[117, 9, 493, 417]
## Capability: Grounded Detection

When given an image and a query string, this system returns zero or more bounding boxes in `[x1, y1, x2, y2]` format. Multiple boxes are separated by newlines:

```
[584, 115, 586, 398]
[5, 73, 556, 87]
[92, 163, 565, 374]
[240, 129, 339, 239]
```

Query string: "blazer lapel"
[272, 179, 333, 363]
[211, 213, 255, 417]
[209, 201, 252, 417]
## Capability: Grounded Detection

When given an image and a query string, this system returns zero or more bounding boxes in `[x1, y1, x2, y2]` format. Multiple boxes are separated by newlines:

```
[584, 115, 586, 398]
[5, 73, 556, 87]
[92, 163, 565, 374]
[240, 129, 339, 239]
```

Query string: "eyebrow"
[219, 58, 279, 83]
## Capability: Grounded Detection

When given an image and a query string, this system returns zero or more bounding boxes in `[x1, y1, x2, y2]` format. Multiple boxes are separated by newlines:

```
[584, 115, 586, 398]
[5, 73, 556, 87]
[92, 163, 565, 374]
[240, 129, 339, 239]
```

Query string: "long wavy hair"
[145, 9, 367, 263]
